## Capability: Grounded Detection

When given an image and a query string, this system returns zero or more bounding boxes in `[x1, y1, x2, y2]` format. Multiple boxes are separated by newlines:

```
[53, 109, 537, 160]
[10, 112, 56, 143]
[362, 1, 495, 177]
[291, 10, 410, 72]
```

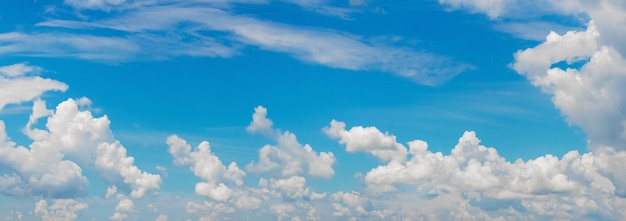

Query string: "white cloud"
[167, 135, 245, 201]
[34, 199, 88, 221]
[0, 63, 67, 111]
[326, 120, 626, 219]
[186, 200, 236, 220]
[0, 97, 161, 200]
[96, 141, 162, 198]
[0, 63, 42, 77]
[64, 0, 128, 10]
[512, 21, 626, 151]
[34, 5, 470, 85]
[324, 120, 407, 163]
[270, 176, 310, 199]
[0, 120, 89, 198]
[493, 21, 583, 41]
[154, 214, 168, 221]
[105, 186, 118, 199]
[110, 196, 135, 220]
[270, 204, 295, 220]
[246, 106, 336, 178]
[246, 106, 274, 136]
[0, 32, 141, 62]
[438, 0, 507, 18]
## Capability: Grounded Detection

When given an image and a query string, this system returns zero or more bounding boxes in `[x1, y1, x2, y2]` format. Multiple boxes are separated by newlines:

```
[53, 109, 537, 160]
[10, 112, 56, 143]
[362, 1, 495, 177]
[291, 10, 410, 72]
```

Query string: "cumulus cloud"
[167, 135, 245, 201]
[0, 120, 88, 198]
[96, 141, 162, 198]
[0, 63, 67, 111]
[326, 120, 626, 219]
[512, 20, 626, 150]
[186, 200, 236, 220]
[269, 176, 310, 199]
[246, 106, 274, 135]
[34, 199, 88, 221]
[0, 98, 161, 199]
[324, 119, 407, 163]
[246, 106, 336, 178]
[154, 214, 168, 221]
[110, 196, 135, 220]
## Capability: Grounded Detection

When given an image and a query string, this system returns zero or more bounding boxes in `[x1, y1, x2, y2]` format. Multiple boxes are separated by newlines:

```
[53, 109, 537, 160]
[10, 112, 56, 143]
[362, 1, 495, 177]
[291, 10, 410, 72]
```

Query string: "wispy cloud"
[32, 5, 472, 85]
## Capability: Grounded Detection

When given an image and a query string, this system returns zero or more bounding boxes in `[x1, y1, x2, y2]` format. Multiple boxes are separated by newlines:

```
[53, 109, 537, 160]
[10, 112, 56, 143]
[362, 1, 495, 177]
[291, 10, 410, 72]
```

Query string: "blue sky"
[1, 0, 625, 220]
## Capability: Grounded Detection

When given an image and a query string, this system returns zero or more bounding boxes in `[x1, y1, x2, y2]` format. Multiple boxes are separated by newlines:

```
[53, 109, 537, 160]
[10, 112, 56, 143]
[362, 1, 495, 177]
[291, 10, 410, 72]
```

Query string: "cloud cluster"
[2, 85, 626, 220]
[166, 105, 335, 219]
[34, 199, 88, 221]
[246, 106, 336, 179]
[2, 0, 626, 219]
[326, 121, 626, 220]
[0, 66, 161, 201]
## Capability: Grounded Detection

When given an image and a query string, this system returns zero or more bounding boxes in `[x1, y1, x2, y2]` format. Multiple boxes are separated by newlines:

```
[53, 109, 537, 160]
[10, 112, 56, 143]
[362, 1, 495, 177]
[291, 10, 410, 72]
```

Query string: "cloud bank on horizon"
[1, 0, 626, 220]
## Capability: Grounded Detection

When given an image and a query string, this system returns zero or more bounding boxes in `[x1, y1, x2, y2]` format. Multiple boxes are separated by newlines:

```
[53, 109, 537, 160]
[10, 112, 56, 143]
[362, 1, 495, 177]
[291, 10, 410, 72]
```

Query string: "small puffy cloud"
[324, 120, 407, 163]
[167, 135, 245, 201]
[105, 186, 118, 199]
[0, 63, 42, 77]
[34, 199, 88, 221]
[0, 63, 67, 111]
[154, 214, 168, 221]
[246, 106, 336, 178]
[110, 197, 135, 221]
[246, 106, 274, 135]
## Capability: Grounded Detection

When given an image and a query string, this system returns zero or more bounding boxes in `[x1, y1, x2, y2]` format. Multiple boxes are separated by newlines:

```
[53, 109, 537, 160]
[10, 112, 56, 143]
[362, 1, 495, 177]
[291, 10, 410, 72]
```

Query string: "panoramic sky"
[1, 0, 626, 220]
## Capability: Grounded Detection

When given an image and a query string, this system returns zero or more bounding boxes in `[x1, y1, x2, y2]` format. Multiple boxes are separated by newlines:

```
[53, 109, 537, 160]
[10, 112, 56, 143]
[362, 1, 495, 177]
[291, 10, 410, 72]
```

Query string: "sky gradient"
[1, 0, 625, 220]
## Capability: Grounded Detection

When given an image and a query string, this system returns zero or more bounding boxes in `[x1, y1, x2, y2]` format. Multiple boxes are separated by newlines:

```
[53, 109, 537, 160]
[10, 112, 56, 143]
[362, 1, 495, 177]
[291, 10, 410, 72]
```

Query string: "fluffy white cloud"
[167, 135, 245, 201]
[269, 176, 310, 199]
[513, 21, 626, 150]
[0, 63, 67, 111]
[246, 106, 336, 178]
[96, 141, 162, 198]
[110, 196, 135, 221]
[327, 120, 626, 219]
[154, 214, 168, 221]
[105, 186, 118, 199]
[34, 199, 88, 221]
[0, 120, 88, 198]
[245, 106, 274, 135]
[324, 120, 407, 163]
[0, 98, 161, 199]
